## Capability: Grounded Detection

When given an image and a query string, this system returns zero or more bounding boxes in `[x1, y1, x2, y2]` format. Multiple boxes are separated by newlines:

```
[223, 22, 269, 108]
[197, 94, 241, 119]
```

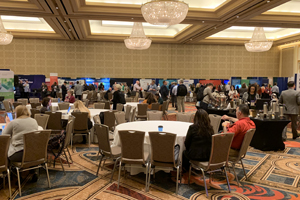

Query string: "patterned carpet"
[1, 102, 300, 200]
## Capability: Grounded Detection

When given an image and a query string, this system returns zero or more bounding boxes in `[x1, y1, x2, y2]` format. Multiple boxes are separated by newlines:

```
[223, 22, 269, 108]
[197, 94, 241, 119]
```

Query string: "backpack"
[197, 86, 207, 101]
[177, 85, 187, 96]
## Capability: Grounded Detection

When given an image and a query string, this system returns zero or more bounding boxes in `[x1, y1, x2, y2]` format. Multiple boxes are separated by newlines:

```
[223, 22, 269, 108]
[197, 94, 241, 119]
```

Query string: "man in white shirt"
[148, 80, 158, 95]
[23, 80, 30, 100]
[133, 80, 143, 97]
[271, 82, 280, 98]
[225, 82, 231, 96]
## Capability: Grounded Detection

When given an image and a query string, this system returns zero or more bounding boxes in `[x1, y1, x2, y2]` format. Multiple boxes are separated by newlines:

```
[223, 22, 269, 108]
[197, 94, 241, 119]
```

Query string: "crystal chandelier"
[245, 27, 272, 52]
[0, 16, 13, 45]
[124, 22, 152, 50]
[141, 0, 189, 25]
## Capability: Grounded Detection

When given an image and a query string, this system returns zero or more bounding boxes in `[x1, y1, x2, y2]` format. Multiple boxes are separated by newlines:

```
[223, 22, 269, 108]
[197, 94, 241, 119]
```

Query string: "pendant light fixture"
[124, 22, 152, 50]
[245, 27, 272, 52]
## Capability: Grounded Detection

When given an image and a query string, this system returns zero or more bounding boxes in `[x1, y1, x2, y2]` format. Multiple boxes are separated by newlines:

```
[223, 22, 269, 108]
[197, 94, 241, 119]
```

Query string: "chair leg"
[16, 168, 22, 196]
[240, 160, 247, 180]
[7, 169, 11, 199]
[176, 165, 180, 195]
[231, 163, 240, 187]
[71, 135, 74, 153]
[63, 150, 70, 168]
[2, 172, 5, 188]
[102, 159, 107, 171]
[117, 161, 122, 189]
[59, 157, 66, 175]
[45, 163, 51, 188]
[200, 169, 208, 198]
[188, 164, 192, 185]
[147, 163, 152, 192]
[110, 158, 119, 183]
[145, 163, 149, 192]
[66, 147, 73, 163]
[224, 167, 231, 193]
[96, 156, 103, 176]
[88, 133, 91, 148]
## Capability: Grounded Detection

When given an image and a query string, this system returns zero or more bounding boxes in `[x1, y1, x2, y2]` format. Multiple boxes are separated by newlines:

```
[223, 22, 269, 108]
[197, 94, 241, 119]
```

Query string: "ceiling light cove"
[267, 0, 300, 13]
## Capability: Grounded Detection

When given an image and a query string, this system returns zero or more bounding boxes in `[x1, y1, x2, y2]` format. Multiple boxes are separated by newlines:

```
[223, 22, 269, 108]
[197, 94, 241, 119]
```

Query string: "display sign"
[140, 79, 153, 90]
[50, 73, 58, 91]
[296, 73, 300, 92]
[0, 70, 14, 100]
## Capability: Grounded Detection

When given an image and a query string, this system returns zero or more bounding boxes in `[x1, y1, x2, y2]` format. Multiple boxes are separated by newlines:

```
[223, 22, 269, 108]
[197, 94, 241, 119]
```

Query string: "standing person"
[228, 85, 238, 100]
[279, 81, 300, 140]
[69, 82, 74, 89]
[242, 84, 259, 108]
[195, 83, 200, 94]
[41, 82, 48, 99]
[23, 80, 30, 100]
[61, 81, 67, 101]
[148, 80, 158, 95]
[104, 87, 112, 100]
[170, 82, 177, 109]
[111, 84, 126, 110]
[19, 80, 24, 98]
[239, 83, 248, 97]
[271, 82, 280, 98]
[51, 82, 59, 98]
[74, 81, 83, 100]
[200, 83, 218, 111]
[157, 83, 161, 93]
[98, 83, 104, 91]
[160, 80, 169, 101]
[225, 82, 231, 96]
[176, 80, 188, 113]
[133, 80, 143, 97]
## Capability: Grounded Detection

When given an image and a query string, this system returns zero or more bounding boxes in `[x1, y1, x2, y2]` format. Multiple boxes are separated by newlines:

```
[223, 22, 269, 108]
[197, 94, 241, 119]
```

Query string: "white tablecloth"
[124, 102, 139, 112]
[112, 120, 192, 175]
[60, 108, 110, 120]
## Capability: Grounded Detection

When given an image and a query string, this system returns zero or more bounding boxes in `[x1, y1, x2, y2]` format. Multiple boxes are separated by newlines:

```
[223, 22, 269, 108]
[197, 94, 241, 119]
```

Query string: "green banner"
[241, 79, 250, 86]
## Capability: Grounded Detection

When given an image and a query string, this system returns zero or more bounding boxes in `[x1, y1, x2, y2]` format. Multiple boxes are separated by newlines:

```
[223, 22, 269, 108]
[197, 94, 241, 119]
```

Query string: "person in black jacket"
[104, 87, 112, 100]
[159, 80, 169, 101]
[41, 82, 48, 99]
[112, 84, 126, 110]
[182, 109, 214, 171]
[19, 80, 24, 98]
[61, 82, 67, 101]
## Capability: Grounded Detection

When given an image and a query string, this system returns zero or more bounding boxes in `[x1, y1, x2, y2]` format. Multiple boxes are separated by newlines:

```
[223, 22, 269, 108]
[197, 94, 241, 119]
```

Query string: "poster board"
[178, 79, 194, 89]
[50, 73, 58, 91]
[0, 70, 14, 100]
[241, 79, 250, 86]
[140, 79, 153, 90]
[296, 74, 300, 92]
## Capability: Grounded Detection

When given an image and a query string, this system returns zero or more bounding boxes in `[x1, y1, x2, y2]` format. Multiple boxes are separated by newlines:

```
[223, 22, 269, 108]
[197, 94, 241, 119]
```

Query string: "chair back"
[3, 100, 12, 112]
[208, 133, 234, 170]
[51, 98, 58, 102]
[125, 98, 132, 102]
[147, 111, 163, 120]
[149, 132, 176, 167]
[31, 102, 42, 109]
[236, 129, 256, 159]
[83, 99, 89, 107]
[0, 135, 10, 173]
[21, 130, 51, 168]
[34, 114, 49, 129]
[125, 105, 132, 121]
[131, 107, 136, 122]
[95, 124, 111, 155]
[94, 103, 105, 109]
[103, 111, 116, 130]
[58, 102, 70, 110]
[56, 93, 62, 98]
[99, 92, 104, 100]
[116, 103, 124, 111]
[176, 113, 193, 122]
[108, 93, 113, 101]
[29, 98, 39, 103]
[151, 103, 160, 111]
[71, 112, 89, 131]
[115, 111, 126, 125]
[87, 91, 93, 101]
[30, 109, 41, 118]
[137, 104, 148, 115]
[161, 101, 167, 114]
[104, 101, 110, 109]
[13, 102, 22, 110]
[18, 98, 28, 105]
[93, 115, 101, 124]
[118, 130, 145, 164]
[209, 114, 222, 134]
[45, 111, 63, 130]
[92, 91, 98, 101]
[64, 118, 75, 149]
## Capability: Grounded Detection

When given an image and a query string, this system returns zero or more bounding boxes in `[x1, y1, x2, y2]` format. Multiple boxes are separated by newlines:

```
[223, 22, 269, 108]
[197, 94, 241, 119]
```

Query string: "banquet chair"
[3, 100, 12, 112]
[11, 130, 51, 196]
[29, 98, 39, 103]
[116, 103, 124, 111]
[209, 114, 222, 134]
[117, 130, 149, 191]
[125, 97, 132, 102]
[151, 103, 160, 111]
[34, 114, 49, 130]
[228, 129, 256, 186]
[71, 112, 91, 149]
[31, 102, 42, 109]
[131, 107, 136, 122]
[115, 111, 126, 125]
[176, 112, 194, 122]
[93, 115, 101, 124]
[108, 93, 113, 101]
[58, 102, 70, 110]
[148, 132, 180, 194]
[188, 133, 234, 198]
[0, 135, 11, 199]
[13, 102, 22, 110]
[30, 109, 41, 118]
[87, 91, 93, 101]
[18, 98, 28, 105]
[92, 91, 98, 102]
[52, 98, 58, 102]
[147, 111, 163, 121]
[161, 101, 168, 120]
[56, 93, 62, 98]
[125, 105, 132, 122]
[104, 111, 116, 132]
[99, 92, 104, 101]
[95, 124, 121, 181]
[45, 111, 63, 133]
[94, 103, 105, 109]
[104, 101, 111, 109]
[83, 99, 89, 107]
[136, 104, 148, 121]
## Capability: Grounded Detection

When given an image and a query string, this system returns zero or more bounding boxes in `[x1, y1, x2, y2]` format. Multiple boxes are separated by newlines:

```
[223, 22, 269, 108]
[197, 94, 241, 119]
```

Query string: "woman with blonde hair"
[112, 84, 126, 110]
[3, 105, 38, 162]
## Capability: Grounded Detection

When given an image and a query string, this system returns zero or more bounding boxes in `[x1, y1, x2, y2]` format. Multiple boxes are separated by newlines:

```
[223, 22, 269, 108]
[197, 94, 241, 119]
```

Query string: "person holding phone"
[65, 91, 75, 103]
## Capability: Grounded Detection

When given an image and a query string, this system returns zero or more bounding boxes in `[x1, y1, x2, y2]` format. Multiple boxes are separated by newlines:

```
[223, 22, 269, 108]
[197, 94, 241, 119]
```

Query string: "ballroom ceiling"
[1, 0, 300, 46]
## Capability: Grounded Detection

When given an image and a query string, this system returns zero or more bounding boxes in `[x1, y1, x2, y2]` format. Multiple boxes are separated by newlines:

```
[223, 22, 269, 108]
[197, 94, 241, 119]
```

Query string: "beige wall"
[0, 38, 280, 79]
[281, 47, 294, 77]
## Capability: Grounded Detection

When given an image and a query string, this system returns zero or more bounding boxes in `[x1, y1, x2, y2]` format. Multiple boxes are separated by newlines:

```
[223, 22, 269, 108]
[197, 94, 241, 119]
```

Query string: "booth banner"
[140, 79, 152, 90]
[296, 74, 300, 92]
[50, 73, 58, 90]
[241, 79, 250, 86]
[178, 79, 194, 89]
[0, 70, 14, 100]
[199, 80, 222, 87]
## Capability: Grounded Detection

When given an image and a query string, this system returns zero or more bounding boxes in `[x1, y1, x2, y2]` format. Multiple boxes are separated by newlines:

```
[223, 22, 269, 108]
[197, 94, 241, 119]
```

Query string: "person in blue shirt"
[23, 80, 30, 100]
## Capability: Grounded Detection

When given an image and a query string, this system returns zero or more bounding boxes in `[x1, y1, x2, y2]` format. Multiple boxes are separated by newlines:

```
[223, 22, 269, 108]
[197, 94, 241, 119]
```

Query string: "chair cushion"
[111, 146, 121, 156]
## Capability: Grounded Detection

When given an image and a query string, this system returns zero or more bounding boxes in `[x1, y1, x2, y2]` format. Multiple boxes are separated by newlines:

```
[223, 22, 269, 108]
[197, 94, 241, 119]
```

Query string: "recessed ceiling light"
[202, 21, 205, 23]
[131, 18, 134, 20]
[56, 7, 59, 9]
[64, 20, 67, 23]
[236, 16, 239, 18]
[267, 0, 270, 3]
[190, 39, 193, 41]
[1, 16, 40, 22]
[69, 29, 71, 31]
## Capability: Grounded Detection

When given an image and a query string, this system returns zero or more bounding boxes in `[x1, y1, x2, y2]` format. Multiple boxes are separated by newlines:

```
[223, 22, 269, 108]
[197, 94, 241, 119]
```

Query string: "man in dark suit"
[279, 81, 300, 140]
[61, 81, 67, 101]
[160, 80, 169, 101]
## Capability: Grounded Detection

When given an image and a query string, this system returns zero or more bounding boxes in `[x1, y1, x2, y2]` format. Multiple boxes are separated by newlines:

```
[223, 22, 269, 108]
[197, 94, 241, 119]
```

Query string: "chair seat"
[190, 160, 209, 168]
[122, 152, 149, 165]
[109, 133, 114, 140]
[151, 161, 174, 168]
[111, 146, 121, 156]
[136, 115, 147, 118]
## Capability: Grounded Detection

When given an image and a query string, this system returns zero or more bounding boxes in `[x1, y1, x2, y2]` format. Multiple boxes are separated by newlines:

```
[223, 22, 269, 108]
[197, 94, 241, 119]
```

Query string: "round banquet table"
[112, 120, 192, 175]
[60, 108, 110, 120]
[124, 102, 139, 111]
[26, 103, 75, 114]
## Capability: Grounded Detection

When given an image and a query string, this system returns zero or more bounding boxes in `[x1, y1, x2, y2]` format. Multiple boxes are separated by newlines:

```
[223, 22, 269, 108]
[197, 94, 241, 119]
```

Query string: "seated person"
[65, 90, 75, 103]
[104, 87, 112, 100]
[221, 104, 256, 156]
[112, 84, 126, 110]
[40, 97, 51, 113]
[182, 109, 214, 171]
[155, 93, 163, 104]
[142, 93, 157, 109]
[73, 101, 93, 144]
